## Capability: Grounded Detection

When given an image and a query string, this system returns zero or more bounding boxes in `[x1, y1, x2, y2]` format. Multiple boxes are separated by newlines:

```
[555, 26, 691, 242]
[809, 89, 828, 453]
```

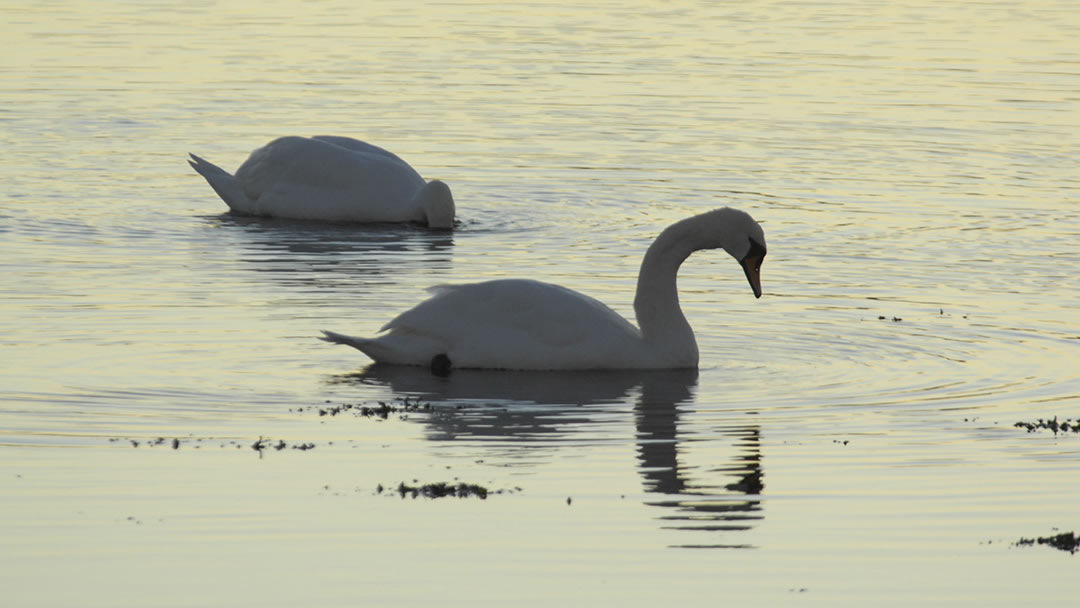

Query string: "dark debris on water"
[1015, 531, 1080, 555]
[292, 396, 474, 421]
[374, 481, 518, 500]
[109, 397, 477, 455]
[109, 436, 317, 454]
[1014, 416, 1080, 435]
[251, 436, 315, 454]
[295, 396, 431, 420]
[111, 436, 186, 449]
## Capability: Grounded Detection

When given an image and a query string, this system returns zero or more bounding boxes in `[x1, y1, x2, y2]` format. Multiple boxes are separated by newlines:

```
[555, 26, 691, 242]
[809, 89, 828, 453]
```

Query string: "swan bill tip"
[741, 257, 763, 299]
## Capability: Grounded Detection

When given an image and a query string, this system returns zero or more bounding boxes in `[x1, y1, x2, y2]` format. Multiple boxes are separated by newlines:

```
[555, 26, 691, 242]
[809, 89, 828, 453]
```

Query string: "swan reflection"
[340, 366, 764, 547]
[208, 214, 453, 286]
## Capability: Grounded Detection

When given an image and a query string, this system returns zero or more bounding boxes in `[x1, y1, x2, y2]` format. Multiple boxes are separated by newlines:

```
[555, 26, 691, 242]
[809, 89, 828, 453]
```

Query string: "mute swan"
[321, 207, 766, 371]
[188, 136, 455, 228]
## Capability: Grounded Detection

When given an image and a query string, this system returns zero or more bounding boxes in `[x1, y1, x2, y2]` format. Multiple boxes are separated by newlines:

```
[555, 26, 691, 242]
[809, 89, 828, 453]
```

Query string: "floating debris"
[293, 396, 478, 421]
[1015, 531, 1079, 555]
[294, 396, 438, 420]
[1014, 416, 1080, 435]
[252, 437, 315, 456]
[108, 435, 317, 454]
[394, 481, 491, 500]
[329, 482, 522, 500]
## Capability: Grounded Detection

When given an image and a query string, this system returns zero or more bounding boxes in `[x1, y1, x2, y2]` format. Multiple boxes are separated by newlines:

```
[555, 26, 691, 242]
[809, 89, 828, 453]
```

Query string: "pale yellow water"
[2, 1, 1079, 606]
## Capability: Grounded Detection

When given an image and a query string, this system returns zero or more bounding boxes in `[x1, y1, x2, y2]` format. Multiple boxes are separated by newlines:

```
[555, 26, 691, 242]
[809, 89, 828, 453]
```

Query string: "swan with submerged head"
[188, 136, 455, 228]
[321, 207, 766, 371]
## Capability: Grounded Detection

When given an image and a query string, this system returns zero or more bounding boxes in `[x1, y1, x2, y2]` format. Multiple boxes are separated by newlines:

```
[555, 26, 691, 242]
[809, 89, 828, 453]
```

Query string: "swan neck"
[416, 180, 455, 228]
[633, 220, 700, 366]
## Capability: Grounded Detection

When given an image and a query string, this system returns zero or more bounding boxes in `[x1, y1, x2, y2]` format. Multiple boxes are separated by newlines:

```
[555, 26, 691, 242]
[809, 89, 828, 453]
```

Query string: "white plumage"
[188, 136, 455, 228]
[322, 207, 767, 371]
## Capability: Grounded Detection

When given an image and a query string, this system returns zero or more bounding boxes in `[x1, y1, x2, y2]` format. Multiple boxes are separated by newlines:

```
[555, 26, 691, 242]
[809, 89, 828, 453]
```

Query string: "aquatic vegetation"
[1014, 417, 1080, 435]
[1015, 531, 1079, 555]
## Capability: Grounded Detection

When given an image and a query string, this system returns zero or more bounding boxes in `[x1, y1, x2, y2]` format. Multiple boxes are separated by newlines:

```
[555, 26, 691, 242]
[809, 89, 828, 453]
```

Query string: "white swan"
[188, 136, 455, 228]
[321, 207, 766, 371]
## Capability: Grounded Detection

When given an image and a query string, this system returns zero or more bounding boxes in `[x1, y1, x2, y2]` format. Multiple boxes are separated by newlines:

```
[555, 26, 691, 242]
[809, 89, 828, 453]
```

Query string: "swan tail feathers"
[321, 329, 442, 366]
[320, 330, 370, 351]
[188, 153, 250, 212]
[320, 330, 391, 362]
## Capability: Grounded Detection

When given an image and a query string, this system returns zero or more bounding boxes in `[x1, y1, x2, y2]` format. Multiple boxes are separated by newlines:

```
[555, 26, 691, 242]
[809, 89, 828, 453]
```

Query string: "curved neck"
[632, 217, 701, 367]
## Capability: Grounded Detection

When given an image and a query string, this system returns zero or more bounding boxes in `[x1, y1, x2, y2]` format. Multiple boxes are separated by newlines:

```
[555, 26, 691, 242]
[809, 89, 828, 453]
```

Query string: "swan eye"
[743, 237, 767, 266]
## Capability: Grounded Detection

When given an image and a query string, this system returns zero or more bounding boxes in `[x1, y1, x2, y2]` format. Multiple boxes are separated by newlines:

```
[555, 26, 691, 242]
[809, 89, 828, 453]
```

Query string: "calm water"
[3, 1, 1079, 605]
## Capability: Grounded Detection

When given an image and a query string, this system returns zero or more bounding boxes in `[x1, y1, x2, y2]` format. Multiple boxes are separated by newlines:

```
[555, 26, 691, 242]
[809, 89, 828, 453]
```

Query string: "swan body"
[188, 136, 454, 228]
[321, 207, 766, 371]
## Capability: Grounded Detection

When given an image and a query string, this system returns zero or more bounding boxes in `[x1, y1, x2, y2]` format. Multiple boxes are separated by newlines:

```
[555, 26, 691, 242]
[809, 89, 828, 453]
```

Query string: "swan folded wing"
[380, 279, 647, 369]
[232, 137, 429, 220]
[237, 137, 425, 202]
[311, 136, 412, 165]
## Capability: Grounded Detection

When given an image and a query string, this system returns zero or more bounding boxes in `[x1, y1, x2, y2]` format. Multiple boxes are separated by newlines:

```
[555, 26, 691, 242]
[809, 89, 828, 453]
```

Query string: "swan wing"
[380, 279, 649, 370]
[232, 137, 427, 221]
[236, 136, 423, 195]
[310, 136, 411, 165]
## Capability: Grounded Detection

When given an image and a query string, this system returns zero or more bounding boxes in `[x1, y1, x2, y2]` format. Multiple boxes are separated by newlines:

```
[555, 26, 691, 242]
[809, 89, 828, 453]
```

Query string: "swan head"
[417, 180, 455, 229]
[710, 208, 767, 299]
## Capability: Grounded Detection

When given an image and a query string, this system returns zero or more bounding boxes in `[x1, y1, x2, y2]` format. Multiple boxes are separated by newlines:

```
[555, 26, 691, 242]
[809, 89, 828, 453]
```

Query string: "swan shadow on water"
[205, 214, 453, 285]
[336, 365, 764, 548]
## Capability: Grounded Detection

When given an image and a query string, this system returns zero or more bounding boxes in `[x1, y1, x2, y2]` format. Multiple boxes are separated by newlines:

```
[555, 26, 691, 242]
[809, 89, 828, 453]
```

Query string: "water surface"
[2, 1, 1079, 606]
